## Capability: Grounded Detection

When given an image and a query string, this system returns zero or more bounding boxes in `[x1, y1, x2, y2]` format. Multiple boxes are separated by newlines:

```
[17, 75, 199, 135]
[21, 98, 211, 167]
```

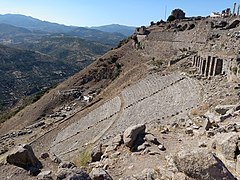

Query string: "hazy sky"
[0, 0, 239, 27]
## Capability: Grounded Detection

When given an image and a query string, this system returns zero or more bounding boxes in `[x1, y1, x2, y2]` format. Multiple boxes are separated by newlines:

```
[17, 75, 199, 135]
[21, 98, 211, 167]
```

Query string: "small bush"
[74, 147, 91, 167]
[231, 66, 238, 75]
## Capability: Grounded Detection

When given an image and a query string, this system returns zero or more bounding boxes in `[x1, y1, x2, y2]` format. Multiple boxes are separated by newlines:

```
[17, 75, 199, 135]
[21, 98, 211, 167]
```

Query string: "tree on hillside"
[167, 15, 176, 22]
[171, 9, 186, 19]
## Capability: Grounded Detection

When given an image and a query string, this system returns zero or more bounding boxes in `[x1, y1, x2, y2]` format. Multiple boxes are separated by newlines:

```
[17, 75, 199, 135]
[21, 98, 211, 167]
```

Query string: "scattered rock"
[123, 124, 146, 148]
[6, 144, 42, 172]
[215, 105, 236, 115]
[160, 127, 169, 134]
[90, 168, 113, 180]
[214, 133, 239, 161]
[40, 152, 49, 159]
[111, 134, 123, 146]
[57, 168, 91, 180]
[132, 168, 158, 179]
[206, 130, 215, 137]
[58, 161, 76, 169]
[110, 151, 120, 159]
[50, 154, 62, 164]
[91, 144, 103, 162]
[37, 171, 52, 180]
[185, 128, 193, 135]
[173, 149, 235, 179]
[202, 118, 211, 131]
[198, 142, 207, 148]
[158, 144, 166, 151]
[144, 133, 159, 145]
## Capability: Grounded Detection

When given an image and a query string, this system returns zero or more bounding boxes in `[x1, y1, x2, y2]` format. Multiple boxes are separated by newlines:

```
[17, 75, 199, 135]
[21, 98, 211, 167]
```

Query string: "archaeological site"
[1, 3, 240, 180]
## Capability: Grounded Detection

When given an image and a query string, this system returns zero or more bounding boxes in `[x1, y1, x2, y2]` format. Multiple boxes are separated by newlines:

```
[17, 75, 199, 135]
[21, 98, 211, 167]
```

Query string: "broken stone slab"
[173, 149, 235, 179]
[90, 168, 113, 180]
[204, 111, 220, 123]
[123, 124, 146, 148]
[202, 118, 211, 130]
[6, 144, 42, 170]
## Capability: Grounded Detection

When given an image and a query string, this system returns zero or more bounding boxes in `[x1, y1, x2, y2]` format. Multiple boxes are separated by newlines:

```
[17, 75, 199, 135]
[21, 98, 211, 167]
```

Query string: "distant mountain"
[67, 27, 126, 45]
[90, 24, 136, 36]
[0, 23, 31, 34]
[0, 14, 75, 33]
[0, 14, 127, 46]
[12, 35, 111, 65]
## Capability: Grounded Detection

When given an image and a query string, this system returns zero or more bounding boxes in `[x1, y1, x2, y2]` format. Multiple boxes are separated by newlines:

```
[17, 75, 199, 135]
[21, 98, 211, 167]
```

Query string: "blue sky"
[0, 0, 239, 27]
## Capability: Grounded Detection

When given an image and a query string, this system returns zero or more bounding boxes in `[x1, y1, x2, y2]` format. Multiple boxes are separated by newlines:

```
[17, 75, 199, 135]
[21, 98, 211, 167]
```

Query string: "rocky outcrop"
[173, 149, 235, 179]
[123, 124, 146, 148]
[6, 144, 42, 173]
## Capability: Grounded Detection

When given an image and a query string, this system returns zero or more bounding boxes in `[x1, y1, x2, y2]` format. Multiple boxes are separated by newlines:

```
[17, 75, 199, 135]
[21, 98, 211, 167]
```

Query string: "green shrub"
[231, 66, 238, 75]
[167, 15, 176, 22]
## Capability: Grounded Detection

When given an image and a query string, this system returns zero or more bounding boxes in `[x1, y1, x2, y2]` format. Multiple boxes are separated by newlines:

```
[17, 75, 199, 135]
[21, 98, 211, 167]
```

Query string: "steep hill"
[1, 16, 240, 179]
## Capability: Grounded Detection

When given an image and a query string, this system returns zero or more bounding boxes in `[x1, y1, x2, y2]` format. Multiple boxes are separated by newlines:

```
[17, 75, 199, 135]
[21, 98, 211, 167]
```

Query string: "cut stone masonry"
[193, 55, 224, 77]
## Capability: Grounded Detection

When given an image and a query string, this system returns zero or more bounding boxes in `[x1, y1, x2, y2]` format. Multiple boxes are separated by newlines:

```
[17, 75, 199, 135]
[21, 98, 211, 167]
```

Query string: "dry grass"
[74, 146, 92, 167]
[191, 103, 209, 116]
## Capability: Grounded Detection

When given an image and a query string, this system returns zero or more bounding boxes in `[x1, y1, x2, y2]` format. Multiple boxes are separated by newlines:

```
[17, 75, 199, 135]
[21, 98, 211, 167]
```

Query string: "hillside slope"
[1, 16, 240, 179]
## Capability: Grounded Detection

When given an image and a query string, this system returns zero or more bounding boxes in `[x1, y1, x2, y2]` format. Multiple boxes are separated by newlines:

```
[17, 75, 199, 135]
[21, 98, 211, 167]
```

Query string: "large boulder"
[90, 168, 113, 180]
[6, 144, 42, 170]
[214, 133, 239, 161]
[57, 168, 91, 180]
[123, 124, 146, 148]
[173, 149, 235, 179]
[215, 105, 236, 115]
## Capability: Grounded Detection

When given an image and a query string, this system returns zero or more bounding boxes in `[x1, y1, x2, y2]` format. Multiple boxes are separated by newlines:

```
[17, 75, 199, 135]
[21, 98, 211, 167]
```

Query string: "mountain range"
[0, 14, 136, 113]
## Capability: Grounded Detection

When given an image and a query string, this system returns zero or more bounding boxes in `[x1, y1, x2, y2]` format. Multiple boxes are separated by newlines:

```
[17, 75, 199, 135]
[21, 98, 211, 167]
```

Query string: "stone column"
[237, 4, 240, 16]
[193, 55, 196, 66]
[205, 56, 211, 76]
[209, 57, 216, 76]
[233, 3, 237, 16]
[201, 58, 206, 75]
[214, 59, 223, 75]
[199, 57, 203, 74]
[197, 56, 200, 67]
